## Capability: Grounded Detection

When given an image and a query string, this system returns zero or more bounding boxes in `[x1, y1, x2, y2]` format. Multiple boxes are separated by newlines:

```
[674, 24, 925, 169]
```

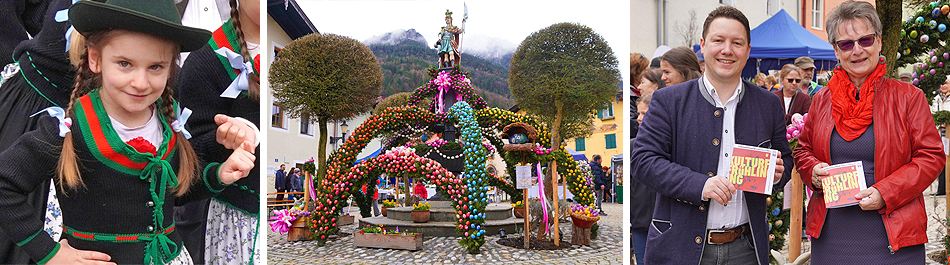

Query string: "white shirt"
[702, 75, 751, 230]
[110, 108, 164, 151]
[783, 96, 792, 114]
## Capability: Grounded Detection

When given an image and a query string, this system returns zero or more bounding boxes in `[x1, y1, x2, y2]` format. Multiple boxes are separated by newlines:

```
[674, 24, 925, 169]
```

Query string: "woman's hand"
[855, 187, 885, 211]
[811, 162, 830, 189]
[218, 144, 256, 184]
[214, 115, 256, 153]
[47, 239, 115, 265]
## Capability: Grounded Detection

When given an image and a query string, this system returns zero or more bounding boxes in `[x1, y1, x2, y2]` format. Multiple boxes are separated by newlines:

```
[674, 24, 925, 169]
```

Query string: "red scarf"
[828, 61, 886, 141]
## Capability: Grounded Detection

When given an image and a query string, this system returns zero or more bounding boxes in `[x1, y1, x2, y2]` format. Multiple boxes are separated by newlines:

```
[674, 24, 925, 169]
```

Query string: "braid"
[163, 56, 198, 196]
[230, 0, 260, 101]
[58, 36, 100, 192]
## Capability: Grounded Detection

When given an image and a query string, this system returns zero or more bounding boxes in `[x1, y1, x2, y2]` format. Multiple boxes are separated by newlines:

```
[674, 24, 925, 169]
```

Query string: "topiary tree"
[509, 22, 619, 196]
[270, 33, 383, 184]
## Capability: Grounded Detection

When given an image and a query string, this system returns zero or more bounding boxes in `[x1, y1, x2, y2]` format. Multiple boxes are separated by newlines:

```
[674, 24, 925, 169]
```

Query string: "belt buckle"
[706, 229, 728, 245]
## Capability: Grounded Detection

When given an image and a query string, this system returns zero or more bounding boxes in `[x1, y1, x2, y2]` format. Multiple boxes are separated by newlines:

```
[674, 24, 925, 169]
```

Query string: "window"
[605, 134, 617, 149]
[299, 114, 312, 136]
[271, 104, 284, 128]
[597, 103, 614, 119]
[811, 0, 823, 29]
[575, 138, 586, 151]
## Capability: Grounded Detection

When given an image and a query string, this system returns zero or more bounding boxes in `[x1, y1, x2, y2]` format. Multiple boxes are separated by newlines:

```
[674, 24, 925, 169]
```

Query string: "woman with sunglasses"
[772, 64, 811, 125]
[794, 1, 942, 263]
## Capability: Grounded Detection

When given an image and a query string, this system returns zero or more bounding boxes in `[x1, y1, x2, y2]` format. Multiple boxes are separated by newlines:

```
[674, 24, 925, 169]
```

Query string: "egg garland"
[898, 0, 950, 101]
[406, 66, 488, 112]
[447, 101, 491, 253]
[766, 188, 791, 254]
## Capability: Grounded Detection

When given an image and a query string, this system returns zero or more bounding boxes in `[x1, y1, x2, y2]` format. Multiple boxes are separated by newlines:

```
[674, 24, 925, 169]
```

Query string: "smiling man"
[631, 6, 793, 265]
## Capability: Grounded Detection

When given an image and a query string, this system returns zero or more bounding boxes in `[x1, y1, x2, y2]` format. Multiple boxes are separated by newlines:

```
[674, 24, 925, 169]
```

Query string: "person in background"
[639, 69, 666, 96]
[659, 46, 702, 86]
[930, 75, 950, 196]
[795, 56, 825, 97]
[275, 164, 287, 202]
[754, 73, 768, 89]
[286, 167, 297, 201]
[795, 1, 943, 263]
[631, 93, 657, 265]
[773, 64, 812, 125]
[631, 53, 650, 143]
[766, 75, 779, 92]
[590, 154, 608, 216]
[694, 48, 706, 73]
[899, 72, 912, 83]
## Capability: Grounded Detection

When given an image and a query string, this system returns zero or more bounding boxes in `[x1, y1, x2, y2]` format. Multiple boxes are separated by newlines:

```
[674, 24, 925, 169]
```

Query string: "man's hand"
[702, 175, 736, 206]
[47, 239, 115, 265]
[856, 187, 885, 211]
[773, 157, 785, 184]
[811, 163, 830, 189]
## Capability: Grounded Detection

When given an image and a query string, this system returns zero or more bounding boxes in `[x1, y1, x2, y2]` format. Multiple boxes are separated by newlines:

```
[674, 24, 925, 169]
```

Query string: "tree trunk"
[317, 117, 329, 190]
[877, 0, 901, 78]
[550, 102, 563, 246]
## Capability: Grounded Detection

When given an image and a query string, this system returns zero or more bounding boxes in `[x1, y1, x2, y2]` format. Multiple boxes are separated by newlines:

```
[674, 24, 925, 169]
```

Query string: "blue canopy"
[566, 148, 588, 161]
[694, 9, 838, 79]
[354, 148, 381, 165]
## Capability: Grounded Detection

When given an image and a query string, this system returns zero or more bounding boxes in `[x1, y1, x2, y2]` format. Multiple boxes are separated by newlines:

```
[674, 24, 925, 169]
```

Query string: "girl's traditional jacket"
[0, 90, 226, 264]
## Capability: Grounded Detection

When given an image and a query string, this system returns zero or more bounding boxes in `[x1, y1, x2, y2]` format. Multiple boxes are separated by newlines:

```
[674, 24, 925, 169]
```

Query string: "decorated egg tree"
[308, 66, 594, 254]
[897, 0, 950, 101]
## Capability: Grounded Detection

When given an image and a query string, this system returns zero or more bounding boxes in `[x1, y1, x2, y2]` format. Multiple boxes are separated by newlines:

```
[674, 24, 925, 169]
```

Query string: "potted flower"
[354, 225, 424, 250]
[511, 200, 526, 218]
[381, 199, 396, 217]
[269, 207, 312, 241]
[411, 201, 430, 223]
[338, 211, 355, 226]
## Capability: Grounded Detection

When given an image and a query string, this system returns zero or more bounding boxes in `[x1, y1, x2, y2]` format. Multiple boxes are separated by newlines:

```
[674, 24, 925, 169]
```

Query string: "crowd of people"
[630, 1, 944, 264]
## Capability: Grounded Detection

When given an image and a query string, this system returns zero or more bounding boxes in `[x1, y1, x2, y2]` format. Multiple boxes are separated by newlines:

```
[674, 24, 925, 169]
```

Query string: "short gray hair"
[825, 1, 882, 44]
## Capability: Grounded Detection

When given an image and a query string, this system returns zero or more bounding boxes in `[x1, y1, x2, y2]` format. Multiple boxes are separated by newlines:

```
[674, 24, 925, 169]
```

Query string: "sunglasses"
[787, 78, 802, 83]
[834, 33, 877, 51]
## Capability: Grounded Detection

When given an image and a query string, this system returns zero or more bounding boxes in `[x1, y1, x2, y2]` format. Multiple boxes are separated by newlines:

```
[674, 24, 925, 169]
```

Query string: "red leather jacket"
[794, 76, 943, 251]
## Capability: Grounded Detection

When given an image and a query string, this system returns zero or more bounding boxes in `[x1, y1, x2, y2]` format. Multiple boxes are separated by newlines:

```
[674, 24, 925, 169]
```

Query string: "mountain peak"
[364, 29, 429, 47]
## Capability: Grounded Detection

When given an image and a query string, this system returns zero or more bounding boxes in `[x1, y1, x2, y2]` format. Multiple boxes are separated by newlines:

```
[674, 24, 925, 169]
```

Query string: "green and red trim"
[63, 225, 175, 243]
[209, 19, 260, 80]
[73, 90, 177, 175]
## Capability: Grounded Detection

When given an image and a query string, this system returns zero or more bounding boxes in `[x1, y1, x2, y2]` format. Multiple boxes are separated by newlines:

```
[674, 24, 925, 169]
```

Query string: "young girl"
[174, 0, 261, 263]
[0, 0, 255, 264]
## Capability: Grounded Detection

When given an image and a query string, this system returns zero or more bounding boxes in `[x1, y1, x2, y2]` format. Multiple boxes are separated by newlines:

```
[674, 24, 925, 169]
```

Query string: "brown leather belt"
[706, 224, 750, 244]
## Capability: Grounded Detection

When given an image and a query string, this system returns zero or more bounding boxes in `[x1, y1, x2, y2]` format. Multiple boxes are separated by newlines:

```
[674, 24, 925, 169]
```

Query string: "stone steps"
[359, 216, 523, 237]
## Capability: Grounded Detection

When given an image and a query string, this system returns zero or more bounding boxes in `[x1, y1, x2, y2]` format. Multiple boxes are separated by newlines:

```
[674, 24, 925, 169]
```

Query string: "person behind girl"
[0, 0, 256, 264]
[630, 93, 657, 265]
[173, 1, 261, 261]
[658, 46, 701, 86]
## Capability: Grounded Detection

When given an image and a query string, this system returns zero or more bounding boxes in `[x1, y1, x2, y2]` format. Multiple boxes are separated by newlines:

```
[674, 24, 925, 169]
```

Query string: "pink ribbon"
[536, 163, 550, 235]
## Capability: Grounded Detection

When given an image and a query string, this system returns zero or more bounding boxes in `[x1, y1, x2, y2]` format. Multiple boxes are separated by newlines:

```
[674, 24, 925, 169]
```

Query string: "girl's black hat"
[69, 0, 211, 52]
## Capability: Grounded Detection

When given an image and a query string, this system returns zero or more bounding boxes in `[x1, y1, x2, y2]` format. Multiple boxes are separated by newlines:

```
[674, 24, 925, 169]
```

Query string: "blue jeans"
[699, 230, 757, 265]
[632, 228, 648, 265]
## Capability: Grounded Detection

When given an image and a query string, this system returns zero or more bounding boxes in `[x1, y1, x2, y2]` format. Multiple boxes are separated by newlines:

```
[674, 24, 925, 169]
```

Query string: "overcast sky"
[298, 0, 628, 58]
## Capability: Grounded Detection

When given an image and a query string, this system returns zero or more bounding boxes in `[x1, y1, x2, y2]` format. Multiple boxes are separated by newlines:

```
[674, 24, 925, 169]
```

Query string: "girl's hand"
[811, 163, 830, 190]
[48, 239, 115, 265]
[214, 115, 256, 153]
[218, 144, 256, 184]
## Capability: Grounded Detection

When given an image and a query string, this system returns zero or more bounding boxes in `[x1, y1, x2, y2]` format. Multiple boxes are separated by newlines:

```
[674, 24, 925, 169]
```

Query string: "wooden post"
[304, 171, 311, 212]
[523, 189, 530, 248]
[571, 225, 591, 245]
[789, 166, 803, 261]
[404, 172, 411, 206]
[551, 162, 559, 246]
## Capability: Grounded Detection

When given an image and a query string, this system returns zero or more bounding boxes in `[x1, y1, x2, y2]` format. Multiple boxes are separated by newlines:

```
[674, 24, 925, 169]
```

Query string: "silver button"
[147, 225, 155, 232]
[147, 201, 155, 207]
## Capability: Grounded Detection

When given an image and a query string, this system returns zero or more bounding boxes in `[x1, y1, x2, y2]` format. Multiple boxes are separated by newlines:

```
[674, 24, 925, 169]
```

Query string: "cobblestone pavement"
[768, 182, 949, 265]
[267, 202, 624, 264]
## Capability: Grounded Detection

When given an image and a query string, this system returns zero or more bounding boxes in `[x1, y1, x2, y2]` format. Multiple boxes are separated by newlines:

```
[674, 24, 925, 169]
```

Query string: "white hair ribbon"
[171, 105, 193, 139]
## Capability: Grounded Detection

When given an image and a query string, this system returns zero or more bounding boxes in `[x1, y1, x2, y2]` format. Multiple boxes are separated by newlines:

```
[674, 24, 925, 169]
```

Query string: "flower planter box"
[411, 210, 430, 223]
[287, 217, 313, 242]
[338, 215, 355, 226]
[381, 206, 391, 217]
[512, 206, 526, 218]
[353, 232, 424, 251]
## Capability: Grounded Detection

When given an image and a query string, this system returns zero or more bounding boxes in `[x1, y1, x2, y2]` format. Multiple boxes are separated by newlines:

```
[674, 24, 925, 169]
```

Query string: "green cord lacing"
[12, 52, 60, 107]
